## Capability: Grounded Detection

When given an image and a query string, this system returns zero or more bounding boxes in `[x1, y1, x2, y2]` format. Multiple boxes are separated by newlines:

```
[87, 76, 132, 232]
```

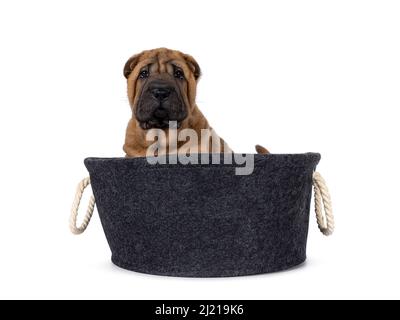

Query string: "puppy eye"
[139, 69, 149, 79]
[174, 69, 184, 80]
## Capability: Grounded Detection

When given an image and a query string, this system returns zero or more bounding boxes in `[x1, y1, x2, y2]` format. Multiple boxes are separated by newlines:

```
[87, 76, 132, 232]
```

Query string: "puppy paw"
[255, 144, 270, 154]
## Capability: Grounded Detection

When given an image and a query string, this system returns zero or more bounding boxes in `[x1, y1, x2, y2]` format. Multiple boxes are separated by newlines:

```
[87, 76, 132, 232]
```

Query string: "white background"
[0, 0, 399, 300]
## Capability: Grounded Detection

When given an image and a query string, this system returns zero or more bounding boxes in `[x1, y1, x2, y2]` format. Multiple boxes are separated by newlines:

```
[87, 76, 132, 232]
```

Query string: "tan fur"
[255, 144, 270, 154]
[123, 48, 230, 157]
[122, 48, 268, 157]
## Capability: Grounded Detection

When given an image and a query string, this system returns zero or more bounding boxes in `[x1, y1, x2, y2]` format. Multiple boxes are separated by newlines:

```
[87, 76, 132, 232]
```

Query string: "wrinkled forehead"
[135, 51, 189, 74]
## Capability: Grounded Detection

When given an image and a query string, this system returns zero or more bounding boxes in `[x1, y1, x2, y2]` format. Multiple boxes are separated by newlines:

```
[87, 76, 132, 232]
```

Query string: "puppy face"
[124, 48, 201, 130]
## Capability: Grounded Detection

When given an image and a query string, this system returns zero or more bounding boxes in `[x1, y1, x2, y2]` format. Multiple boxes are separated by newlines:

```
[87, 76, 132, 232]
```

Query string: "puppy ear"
[123, 53, 141, 79]
[183, 54, 201, 80]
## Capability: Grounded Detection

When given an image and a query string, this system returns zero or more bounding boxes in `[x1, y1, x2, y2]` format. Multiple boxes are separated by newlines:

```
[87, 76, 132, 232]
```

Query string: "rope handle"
[313, 172, 334, 236]
[69, 173, 334, 236]
[70, 177, 96, 235]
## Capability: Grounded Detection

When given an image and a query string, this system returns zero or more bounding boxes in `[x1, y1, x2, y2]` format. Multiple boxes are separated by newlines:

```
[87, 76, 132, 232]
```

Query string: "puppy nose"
[151, 87, 171, 101]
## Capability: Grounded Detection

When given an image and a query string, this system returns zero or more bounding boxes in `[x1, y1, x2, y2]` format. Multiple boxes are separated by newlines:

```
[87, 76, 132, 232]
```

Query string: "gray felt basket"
[70, 153, 333, 277]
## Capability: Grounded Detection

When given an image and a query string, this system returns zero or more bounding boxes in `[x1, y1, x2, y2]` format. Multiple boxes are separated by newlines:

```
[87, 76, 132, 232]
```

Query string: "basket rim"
[85, 152, 320, 162]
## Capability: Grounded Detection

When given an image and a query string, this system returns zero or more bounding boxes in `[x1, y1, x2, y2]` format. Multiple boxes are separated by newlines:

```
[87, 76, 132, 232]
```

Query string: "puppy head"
[124, 48, 201, 130]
